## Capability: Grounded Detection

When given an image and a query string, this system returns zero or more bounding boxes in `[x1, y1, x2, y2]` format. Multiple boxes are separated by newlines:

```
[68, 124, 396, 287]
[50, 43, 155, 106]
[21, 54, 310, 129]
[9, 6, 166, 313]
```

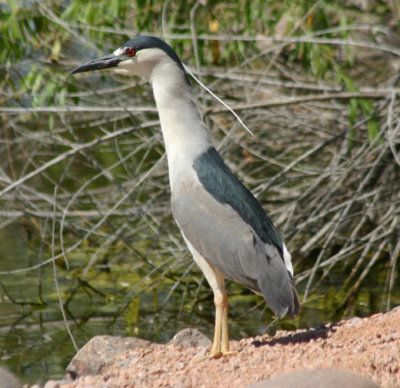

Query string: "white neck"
[150, 61, 211, 189]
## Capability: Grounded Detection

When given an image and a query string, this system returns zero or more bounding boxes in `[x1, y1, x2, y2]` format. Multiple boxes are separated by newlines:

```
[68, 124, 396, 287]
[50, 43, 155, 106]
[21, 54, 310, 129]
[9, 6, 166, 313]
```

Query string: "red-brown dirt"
[44, 307, 400, 388]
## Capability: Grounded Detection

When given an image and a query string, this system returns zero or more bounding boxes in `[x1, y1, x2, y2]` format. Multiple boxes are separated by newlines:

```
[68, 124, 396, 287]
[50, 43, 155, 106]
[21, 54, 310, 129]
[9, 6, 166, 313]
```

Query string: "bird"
[70, 35, 299, 358]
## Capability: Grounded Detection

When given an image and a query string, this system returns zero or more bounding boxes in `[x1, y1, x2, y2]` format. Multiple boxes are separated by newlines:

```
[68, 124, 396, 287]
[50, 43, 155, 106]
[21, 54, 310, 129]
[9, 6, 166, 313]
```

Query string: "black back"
[193, 147, 284, 257]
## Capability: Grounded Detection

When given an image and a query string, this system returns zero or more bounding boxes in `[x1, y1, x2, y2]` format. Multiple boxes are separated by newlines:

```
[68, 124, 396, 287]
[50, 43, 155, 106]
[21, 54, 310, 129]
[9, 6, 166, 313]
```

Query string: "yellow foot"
[209, 349, 238, 359]
[221, 350, 238, 357]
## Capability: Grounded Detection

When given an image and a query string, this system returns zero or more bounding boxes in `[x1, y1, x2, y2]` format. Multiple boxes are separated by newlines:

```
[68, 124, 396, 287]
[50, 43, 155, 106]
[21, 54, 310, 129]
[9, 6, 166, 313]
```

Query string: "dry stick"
[206, 90, 400, 114]
[159, 263, 195, 311]
[118, 254, 178, 315]
[262, 100, 386, 195]
[387, 92, 400, 166]
[297, 170, 348, 248]
[323, 186, 384, 287]
[387, 239, 400, 310]
[301, 207, 395, 285]
[189, 0, 203, 89]
[46, 25, 394, 48]
[186, 65, 254, 136]
[321, 198, 397, 299]
[83, 223, 127, 276]
[343, 227, 378, 290]
[343, 239, 388, 305]
[114, 198, 193, 306]
[297, 189, 379, 233]
[332, 136, 387, 248]
[302, 120, 389, 300]
[0, 209, 142, 219]
[0, 157, 163, 276]
[161, 0, 170, 37]
[160, 33, 400, 57]
[290, 149, 344, 230]
[0, 106, 157, 114]
[295, 244, 364, 283]
[0, 121, 159, 198]
[303, 210, 343, 302]
[51, 186, 79, 351]
[58, 147, 167, 278]
[1, 80, 141, 101]
[209, 70, 342, 92]
[0, 134, 162, 276]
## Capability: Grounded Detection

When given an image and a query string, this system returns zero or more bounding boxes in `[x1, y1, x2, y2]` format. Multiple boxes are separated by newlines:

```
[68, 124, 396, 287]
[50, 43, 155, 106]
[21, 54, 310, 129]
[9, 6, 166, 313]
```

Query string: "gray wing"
[172, 183, 298, 318]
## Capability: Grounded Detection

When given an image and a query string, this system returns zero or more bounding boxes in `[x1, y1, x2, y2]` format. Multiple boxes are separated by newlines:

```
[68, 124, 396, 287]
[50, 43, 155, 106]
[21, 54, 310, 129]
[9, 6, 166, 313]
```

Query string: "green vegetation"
[1, 0, 399, 383]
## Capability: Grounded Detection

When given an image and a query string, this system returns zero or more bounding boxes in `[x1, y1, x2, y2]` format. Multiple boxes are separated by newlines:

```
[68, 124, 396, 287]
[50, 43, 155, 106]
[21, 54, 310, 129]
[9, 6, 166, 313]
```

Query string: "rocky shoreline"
[3, 306, 399, 388]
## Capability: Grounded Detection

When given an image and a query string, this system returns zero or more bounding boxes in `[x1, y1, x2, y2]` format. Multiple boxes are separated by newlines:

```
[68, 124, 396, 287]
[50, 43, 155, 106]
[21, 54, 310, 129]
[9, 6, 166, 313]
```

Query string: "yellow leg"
[210, 289, 226, 357]
[182, 238, 237, 358]
[209, 287, 237, 358]
[220, 293, 229, 354]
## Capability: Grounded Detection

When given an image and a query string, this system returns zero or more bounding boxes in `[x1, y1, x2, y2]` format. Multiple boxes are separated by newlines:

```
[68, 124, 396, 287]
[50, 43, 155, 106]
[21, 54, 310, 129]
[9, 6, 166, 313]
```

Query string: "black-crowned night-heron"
[71, 36, 299, 358]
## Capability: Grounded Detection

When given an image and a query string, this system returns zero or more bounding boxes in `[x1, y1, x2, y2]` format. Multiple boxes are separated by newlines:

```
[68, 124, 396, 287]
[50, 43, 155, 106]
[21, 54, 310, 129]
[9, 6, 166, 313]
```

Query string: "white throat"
[150, 61, 211, 189]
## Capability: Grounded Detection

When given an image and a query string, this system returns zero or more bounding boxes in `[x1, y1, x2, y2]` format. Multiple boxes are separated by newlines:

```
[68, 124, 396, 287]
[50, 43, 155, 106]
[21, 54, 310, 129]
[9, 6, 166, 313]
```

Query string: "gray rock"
[247, 369, 378, 388]
[66, 335, 150, 378]
[0, 367, 22, 388]
[169, 328, 212, 348]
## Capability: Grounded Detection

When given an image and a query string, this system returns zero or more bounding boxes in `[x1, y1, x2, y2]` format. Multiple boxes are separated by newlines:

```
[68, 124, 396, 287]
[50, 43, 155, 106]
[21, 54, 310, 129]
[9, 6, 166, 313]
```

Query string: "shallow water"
[0, 220, 398, 385]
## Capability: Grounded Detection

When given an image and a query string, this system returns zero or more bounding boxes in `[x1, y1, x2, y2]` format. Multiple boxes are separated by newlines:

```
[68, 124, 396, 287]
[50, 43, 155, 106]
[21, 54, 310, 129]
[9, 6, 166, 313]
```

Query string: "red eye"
[125, 48, 136, 57]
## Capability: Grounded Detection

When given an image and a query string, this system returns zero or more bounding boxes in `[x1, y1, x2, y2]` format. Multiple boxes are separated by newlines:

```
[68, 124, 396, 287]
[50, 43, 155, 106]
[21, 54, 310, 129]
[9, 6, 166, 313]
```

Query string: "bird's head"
[70, 35, 189, 83]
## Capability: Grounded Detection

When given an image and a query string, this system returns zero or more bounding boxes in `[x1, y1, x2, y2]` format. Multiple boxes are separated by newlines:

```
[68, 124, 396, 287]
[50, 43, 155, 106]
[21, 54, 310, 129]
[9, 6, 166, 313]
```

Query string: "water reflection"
[1, 221, 398, 384]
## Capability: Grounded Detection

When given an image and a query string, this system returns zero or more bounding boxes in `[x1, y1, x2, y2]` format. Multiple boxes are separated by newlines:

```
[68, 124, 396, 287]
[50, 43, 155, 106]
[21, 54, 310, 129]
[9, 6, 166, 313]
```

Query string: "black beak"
[70, 54, 123, 75]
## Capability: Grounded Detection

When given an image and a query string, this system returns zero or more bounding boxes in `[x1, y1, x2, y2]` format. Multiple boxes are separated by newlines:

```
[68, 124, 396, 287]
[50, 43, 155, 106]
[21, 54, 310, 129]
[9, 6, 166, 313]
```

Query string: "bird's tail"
[257, 260, 300, 319]
[286, 279, 300, 318]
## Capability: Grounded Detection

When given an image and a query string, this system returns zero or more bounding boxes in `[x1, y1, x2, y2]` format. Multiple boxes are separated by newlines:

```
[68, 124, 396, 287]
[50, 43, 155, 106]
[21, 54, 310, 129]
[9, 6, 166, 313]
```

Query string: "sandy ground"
[46, 307, 399, 388]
